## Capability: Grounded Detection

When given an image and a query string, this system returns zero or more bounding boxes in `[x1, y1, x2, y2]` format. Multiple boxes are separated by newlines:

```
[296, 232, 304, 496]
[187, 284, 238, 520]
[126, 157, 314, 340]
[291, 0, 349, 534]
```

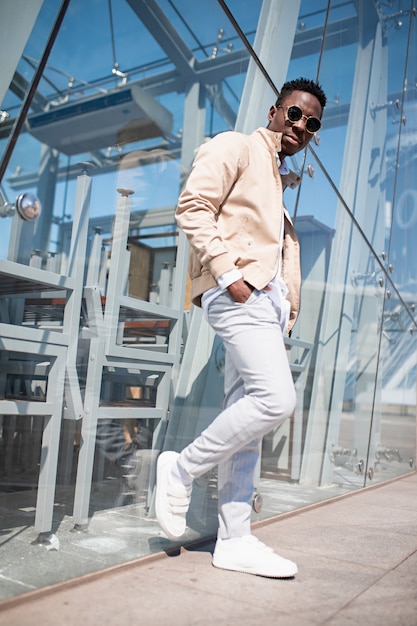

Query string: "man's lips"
[284, 133, 302, 146]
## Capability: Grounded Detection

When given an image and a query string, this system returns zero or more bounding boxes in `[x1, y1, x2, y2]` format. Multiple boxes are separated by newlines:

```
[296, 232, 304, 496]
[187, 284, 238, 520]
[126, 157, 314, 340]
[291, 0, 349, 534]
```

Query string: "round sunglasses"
[278, 104, 322, 134]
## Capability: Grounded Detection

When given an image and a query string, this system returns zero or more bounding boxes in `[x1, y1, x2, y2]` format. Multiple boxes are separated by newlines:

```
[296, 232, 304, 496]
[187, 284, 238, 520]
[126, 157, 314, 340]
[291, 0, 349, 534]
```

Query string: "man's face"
[267, 89, 323, 157]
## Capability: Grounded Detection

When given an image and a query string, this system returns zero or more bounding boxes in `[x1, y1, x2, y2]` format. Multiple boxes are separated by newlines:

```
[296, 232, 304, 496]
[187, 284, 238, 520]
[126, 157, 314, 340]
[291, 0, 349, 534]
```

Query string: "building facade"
[0, 0, 416, 599]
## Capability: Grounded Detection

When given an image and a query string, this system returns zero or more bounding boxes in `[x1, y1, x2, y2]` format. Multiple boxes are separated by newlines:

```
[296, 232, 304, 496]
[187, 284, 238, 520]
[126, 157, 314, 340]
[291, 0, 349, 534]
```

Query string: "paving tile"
[0, 562, 312, 626]
[139, 544, 387, 625]
[282, 498, 417, 536]
[265, 519, 415, 569]
[323, 551, 417, 625]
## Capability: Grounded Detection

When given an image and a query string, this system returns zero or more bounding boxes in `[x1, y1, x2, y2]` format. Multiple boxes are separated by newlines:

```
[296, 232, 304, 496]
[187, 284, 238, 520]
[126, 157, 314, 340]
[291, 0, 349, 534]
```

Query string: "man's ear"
[267, 105, 277, 121]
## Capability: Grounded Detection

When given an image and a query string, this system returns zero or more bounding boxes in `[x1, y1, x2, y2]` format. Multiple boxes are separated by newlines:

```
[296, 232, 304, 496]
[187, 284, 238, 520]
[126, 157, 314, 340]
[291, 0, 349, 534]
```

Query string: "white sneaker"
[155, 451, 192, 540]
[212, 535, 298, 578]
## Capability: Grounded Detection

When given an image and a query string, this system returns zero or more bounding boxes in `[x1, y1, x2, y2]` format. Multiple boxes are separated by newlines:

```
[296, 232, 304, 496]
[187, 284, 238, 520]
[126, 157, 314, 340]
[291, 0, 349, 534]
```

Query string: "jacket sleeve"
[175, 132, 247, 281]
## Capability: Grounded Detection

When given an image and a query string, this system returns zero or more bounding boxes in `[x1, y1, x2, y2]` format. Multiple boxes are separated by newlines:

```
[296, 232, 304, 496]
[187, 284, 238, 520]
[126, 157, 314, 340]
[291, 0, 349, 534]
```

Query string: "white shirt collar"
[276, 154, 290, 175]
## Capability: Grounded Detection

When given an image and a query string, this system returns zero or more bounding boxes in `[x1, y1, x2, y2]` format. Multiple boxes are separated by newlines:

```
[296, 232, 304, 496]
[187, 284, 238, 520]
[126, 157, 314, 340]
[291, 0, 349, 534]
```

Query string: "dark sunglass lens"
[287, 105, 302, 122]
[306, 117, 321, 133]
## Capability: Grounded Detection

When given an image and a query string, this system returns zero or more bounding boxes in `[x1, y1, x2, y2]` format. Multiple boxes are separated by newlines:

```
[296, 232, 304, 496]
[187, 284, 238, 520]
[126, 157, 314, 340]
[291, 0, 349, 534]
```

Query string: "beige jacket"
[176, 127, 302, 333]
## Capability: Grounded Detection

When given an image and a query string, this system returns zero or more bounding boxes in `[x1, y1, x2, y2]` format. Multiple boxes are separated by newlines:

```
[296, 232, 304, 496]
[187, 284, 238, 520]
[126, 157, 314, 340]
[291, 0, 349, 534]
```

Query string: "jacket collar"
[252, 127, 302, 190]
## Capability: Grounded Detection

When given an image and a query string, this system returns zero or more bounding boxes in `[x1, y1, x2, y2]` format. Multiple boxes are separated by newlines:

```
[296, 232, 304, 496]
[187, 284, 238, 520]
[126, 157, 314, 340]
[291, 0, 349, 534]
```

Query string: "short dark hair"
[275, 77, 327, 110]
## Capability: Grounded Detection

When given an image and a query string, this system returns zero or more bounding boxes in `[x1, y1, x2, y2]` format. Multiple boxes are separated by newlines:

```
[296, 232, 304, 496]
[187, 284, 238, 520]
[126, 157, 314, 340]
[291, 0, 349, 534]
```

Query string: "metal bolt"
[252, 493, 263, 513]
[307, 164, 315, 178]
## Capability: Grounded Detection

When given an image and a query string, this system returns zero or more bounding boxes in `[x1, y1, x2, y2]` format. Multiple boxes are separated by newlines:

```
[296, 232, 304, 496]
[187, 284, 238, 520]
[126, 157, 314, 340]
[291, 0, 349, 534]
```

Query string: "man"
[155, 77, 327, 578]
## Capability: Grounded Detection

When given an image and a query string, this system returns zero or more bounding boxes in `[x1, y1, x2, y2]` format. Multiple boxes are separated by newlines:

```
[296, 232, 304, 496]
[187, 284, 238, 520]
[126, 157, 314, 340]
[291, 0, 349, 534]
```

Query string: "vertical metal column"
[103, 189, 133, 352]
[64, 165, 92, 421]
[235, 0, 301, 133]
[72, 188, 133, 527]
[34, 342, 67, 537]
[72, 285, 106, 527]
[35, 166, 92, 536]
[0, 0, 44, 105]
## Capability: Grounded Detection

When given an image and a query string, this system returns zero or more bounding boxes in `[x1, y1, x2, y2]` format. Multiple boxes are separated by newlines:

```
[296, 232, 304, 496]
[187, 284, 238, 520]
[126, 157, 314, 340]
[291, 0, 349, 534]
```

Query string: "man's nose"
[293, 116, 307, 131]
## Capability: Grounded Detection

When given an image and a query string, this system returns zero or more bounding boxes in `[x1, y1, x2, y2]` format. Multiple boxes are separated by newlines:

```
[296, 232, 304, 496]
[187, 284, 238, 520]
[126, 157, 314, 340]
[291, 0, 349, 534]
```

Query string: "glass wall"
[0, 0, 415, 600]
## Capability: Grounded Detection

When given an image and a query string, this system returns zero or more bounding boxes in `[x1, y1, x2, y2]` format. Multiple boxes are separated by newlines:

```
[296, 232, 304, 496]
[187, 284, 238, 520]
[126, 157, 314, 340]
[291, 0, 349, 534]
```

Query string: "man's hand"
[227, 278, 254, 303]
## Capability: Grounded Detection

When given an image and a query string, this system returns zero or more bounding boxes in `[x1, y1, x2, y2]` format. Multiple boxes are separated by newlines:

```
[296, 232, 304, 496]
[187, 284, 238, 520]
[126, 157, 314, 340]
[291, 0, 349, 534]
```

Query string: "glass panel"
[0, 0, 265, 598]
[158, 0, 261, 55]
[260, 161, 340, 498]
[286, 1, 359, 223]
[263, 158, 377, 505]
[370, 2, 417, 483]
[370, 290, 417, 484]
[328, 226, 384, 490]
[385, 2, 417, 311]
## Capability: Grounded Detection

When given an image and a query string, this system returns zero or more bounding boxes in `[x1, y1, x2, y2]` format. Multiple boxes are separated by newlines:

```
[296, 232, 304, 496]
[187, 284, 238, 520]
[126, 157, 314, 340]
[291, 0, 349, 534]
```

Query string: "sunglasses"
[278, 104, 322, 134]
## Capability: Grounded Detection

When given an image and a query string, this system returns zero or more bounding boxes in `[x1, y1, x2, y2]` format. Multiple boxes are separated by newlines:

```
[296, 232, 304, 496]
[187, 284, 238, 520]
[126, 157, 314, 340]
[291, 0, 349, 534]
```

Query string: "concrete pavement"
[0, 471, 416, 625]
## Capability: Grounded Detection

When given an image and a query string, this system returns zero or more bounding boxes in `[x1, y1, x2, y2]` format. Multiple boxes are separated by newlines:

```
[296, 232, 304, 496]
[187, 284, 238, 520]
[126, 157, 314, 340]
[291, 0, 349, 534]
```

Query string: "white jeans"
[179, 289, 296, 539]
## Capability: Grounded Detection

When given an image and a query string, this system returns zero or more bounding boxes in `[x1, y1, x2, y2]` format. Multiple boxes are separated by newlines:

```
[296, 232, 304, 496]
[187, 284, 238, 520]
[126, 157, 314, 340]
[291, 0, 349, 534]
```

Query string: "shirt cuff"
[217, 268, 243, 290]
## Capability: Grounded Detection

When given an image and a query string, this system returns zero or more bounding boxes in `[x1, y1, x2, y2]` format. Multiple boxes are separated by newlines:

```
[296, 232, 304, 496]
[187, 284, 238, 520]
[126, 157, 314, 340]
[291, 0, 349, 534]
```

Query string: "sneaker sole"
[212, 559, 297, 579]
